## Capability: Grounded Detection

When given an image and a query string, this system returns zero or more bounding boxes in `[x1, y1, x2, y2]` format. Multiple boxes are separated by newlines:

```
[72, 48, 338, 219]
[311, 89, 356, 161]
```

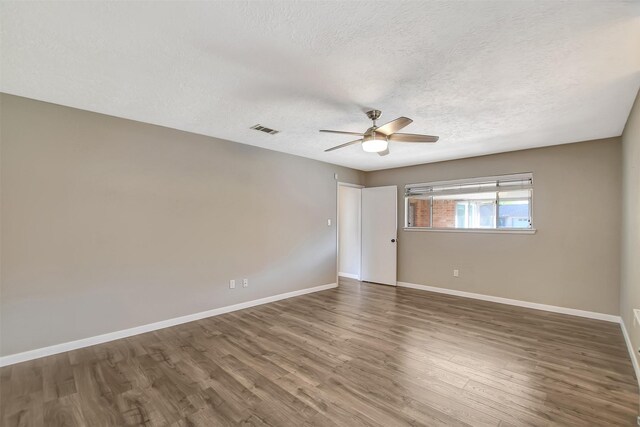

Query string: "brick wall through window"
[432, 199, 457, 228]
[408, 198, 457, 228]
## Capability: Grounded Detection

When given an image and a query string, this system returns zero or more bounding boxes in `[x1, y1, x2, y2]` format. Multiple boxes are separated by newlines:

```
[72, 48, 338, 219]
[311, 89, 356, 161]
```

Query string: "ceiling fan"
[320, 110, 438, 156]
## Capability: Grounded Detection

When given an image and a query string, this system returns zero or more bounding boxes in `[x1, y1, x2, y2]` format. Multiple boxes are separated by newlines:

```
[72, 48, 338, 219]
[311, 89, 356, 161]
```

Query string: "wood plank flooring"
[1, 278, 638, 426]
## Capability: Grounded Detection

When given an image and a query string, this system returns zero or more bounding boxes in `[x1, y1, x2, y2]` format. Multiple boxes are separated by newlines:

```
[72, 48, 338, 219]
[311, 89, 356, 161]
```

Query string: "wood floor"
[1, 278, 638, 426]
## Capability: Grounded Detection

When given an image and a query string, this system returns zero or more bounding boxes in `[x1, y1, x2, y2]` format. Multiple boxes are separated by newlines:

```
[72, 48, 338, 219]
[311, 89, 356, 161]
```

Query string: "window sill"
[403, 227, 537, 235]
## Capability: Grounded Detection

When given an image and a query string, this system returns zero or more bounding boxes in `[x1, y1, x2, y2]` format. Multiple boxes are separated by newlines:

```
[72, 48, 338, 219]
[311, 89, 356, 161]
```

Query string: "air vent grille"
[250, 124, 279, 135]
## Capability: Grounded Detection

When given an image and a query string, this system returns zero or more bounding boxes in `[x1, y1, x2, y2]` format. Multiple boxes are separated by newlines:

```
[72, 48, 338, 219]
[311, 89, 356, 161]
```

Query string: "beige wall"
[0, 91, 630, 359]
[0, 94, 363, 356]
[620, 89, 640, 367]
[365, 138, 622, 315]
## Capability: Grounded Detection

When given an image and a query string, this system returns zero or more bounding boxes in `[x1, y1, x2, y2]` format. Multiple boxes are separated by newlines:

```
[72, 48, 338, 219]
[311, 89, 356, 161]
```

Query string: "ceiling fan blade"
[377, 148, 390, 157]
[324, 139, 363, 152]
[376, 117, 412, 135]
[319, 130, 365, 136]
[388, 133, 439, 143]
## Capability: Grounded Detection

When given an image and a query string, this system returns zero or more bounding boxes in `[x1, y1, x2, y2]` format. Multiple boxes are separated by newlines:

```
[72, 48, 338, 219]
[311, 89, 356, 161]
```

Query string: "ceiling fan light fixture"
[362, 136, 388, 153]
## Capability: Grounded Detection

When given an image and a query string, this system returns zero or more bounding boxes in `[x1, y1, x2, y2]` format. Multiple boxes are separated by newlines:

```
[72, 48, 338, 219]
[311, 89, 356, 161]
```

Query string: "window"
[405, 173, 533, 231]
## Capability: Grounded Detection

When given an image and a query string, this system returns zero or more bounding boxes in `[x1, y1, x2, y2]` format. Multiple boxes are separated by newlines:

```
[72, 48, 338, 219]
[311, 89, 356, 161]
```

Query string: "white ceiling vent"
[250, 124, 279, 135]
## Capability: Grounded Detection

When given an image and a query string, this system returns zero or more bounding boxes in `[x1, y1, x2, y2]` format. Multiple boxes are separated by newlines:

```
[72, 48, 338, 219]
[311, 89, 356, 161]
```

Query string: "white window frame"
[404, 173, 536, 234]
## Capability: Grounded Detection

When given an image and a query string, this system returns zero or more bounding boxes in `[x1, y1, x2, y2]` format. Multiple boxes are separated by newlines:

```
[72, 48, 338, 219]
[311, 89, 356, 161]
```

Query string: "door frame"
[336, 182, 364, 285]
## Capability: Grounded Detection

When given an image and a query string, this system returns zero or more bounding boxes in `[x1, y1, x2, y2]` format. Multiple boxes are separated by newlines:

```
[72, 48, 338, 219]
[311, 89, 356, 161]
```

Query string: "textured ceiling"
[2, 1, 639, 171]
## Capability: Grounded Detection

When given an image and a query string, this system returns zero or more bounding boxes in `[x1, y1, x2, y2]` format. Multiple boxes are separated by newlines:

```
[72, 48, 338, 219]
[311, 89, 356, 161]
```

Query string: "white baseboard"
[620, 318, 640, 387]
[338, 272, 360, 280]
[397, 281, 620, 323]
[0, 283, 337, 367]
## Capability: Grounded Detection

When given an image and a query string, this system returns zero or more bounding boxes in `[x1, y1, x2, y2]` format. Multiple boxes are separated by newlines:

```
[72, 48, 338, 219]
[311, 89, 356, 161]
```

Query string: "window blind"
[405, 173, 533, 198]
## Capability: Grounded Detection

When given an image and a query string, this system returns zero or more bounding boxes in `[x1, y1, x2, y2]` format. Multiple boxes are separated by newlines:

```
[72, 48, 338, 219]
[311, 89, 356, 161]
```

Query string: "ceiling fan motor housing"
[363, 131, 388, 142]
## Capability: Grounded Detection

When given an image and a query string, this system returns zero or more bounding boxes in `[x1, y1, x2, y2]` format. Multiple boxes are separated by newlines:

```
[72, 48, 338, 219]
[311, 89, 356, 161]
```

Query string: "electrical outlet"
[229, 279, 235, 289]
[243, 279, 248, 288]
[453, 269, 459, 278]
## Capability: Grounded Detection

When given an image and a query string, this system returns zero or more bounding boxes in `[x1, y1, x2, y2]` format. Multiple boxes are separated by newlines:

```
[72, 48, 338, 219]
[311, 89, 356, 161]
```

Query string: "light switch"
[327, 219, 332, 226]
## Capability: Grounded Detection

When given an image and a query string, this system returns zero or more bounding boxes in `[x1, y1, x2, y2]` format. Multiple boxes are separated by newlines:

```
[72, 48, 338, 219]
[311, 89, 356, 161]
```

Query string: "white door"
[361, 186, 397, 286]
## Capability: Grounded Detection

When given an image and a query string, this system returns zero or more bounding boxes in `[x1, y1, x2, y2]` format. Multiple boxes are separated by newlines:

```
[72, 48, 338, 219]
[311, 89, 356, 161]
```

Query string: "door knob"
[391, 239, 396, 243]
